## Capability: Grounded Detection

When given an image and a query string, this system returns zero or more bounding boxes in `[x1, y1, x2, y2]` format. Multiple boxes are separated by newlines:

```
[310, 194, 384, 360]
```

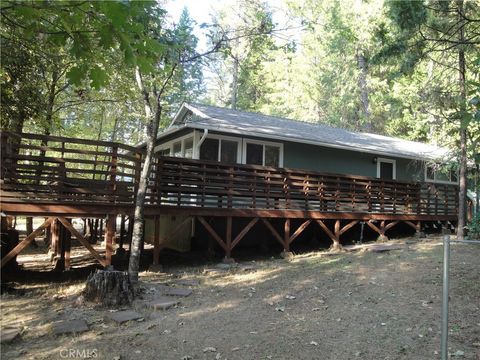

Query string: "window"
[265, 145, 280, 167]
[173, 141, 182, 157]
[221, 140, 238, 164]
[376, 158, 396, 180]
[199, 137, 240, 163]
[244, 140, 283, 167]
[158, 148, 170, 157]
[184, 138, 193, 158]
[246, 143, 263, 165]
[156, 135, 194, 159]
[425, 163, 458, 183]
[200, 138, 219, 161]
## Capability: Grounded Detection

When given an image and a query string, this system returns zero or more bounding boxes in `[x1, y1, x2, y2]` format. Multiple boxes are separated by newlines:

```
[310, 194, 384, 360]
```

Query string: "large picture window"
[199, 136, 240, 164]
[243, 140, 283, 167]
[425, 163, 458, 184]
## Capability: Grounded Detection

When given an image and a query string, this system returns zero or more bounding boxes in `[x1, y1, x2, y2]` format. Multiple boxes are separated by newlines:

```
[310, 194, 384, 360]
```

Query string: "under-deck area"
[0, 132, 459, 270]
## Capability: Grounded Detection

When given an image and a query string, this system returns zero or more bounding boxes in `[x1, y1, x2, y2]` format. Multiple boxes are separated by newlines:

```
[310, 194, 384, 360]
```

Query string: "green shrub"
[467, 212, 480, 239]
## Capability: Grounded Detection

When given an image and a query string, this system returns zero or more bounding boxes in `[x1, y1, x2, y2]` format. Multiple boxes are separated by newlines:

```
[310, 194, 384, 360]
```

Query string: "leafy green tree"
[163, 8, 204, 121]
[207, 0, 276, 111]
[382, 0, 480, 239]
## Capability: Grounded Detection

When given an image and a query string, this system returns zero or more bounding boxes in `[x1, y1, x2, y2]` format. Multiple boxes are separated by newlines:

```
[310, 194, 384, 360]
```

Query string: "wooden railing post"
[110, 145, 118, 202]
[227, 166, 233, 208]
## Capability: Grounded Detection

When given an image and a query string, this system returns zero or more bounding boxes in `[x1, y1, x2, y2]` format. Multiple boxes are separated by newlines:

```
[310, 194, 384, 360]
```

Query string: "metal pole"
[441, 234, 450, 360]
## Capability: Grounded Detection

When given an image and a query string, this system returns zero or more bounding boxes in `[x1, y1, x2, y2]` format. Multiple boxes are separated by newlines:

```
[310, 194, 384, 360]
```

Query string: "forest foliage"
[1, 0, 479, 163]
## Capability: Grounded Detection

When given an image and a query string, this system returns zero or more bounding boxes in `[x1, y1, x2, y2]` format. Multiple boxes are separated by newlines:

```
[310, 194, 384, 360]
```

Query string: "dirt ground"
[1, 235, 479, 360]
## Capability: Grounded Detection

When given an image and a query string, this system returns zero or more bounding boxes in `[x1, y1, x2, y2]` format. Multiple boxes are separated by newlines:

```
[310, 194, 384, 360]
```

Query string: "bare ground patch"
[1, 235, 479, 360]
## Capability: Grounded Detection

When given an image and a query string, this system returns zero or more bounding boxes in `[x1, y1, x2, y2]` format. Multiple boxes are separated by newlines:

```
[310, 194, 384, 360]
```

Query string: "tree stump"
[84, 270, 134, 307]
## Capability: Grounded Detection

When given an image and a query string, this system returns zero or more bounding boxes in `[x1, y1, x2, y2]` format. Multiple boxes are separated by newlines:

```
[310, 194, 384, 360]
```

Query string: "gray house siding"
[283, 141, 424, 182]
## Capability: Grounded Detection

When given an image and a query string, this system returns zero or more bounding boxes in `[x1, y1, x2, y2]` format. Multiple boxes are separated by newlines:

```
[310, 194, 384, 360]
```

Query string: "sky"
[164, 0, 231, 51]
[163, 0, 294, 51]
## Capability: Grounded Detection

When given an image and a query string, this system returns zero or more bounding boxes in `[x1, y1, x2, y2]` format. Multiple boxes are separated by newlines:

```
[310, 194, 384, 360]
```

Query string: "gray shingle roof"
[169, 103, 449, 161]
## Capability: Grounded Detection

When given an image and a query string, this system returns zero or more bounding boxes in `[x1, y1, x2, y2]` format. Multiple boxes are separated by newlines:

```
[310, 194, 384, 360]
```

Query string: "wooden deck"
[0, 132, 459, 268]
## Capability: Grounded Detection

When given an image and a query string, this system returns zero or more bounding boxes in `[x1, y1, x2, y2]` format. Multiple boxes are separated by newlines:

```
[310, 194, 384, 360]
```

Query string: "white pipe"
[197, 128, 208, 147]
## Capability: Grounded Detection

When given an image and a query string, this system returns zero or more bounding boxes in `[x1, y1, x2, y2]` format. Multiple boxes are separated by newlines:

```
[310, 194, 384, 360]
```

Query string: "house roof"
[164, 102, 450, 161]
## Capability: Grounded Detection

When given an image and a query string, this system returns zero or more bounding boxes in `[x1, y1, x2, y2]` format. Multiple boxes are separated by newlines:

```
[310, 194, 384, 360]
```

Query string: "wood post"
[50, 218, 60, 261]
[58, 217, 107, 266]
[153, 215, 160, 265]
[105, 215, 116, 267]
[315, 219, 358, 250]
[366, 220, 391, 241]
[225, 216, 232, 259]
[284, 218, 290, 251]
[63, 219, 72, 270]
[333, 219, 341, 249]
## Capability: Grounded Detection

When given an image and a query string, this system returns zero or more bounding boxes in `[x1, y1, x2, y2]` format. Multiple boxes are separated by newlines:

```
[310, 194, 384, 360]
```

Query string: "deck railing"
[0, 132, 143, 205]
[1, 132, 459, 216]
[151, 157, 458, 216]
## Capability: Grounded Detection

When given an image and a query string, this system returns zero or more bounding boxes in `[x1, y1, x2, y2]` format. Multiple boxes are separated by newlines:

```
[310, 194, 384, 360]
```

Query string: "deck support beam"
[315, 220, 359, 250]
[198, 216, 228, 252]
[367, 220, 401, 241]
[261, 218, 285, 247]
[1, 217, 55, 268]
[232, 218, 258, 250]
[405, 220, 425, 238]
[57, 217, 107, 267]
[288, 219, 312, 246]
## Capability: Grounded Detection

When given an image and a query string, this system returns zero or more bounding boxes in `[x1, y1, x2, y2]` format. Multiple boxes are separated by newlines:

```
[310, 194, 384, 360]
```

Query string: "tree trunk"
[457, 0, 467, 240]
[231, 53, 239, 110]
[84, 269, 134, 307]
[128, 68, 162, 284]
[356, 47, 371, 132]
[476, 163, 479, 215]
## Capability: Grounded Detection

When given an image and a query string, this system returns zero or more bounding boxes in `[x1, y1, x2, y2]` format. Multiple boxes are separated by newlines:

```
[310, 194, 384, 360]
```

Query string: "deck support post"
[224, 216, 233, 262]
[63, 219, 72, 270]
[49, 218, 60, 262]
[153, 215, 160, 265]
[366, 220, 389, 241]
[105, 214, 116, 267]
[284, 219, 290, 252]
[332, 219, 341, 250]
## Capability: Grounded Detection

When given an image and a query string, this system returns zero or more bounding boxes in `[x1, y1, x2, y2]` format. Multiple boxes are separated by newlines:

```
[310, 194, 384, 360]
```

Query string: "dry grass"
[1, 235, 479, 360]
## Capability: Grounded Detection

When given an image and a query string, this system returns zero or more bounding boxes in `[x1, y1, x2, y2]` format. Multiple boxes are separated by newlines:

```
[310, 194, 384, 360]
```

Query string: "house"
[142, 103, 459, 256]
[154, 103, 457, 183]
[0, 105, 460, 270]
